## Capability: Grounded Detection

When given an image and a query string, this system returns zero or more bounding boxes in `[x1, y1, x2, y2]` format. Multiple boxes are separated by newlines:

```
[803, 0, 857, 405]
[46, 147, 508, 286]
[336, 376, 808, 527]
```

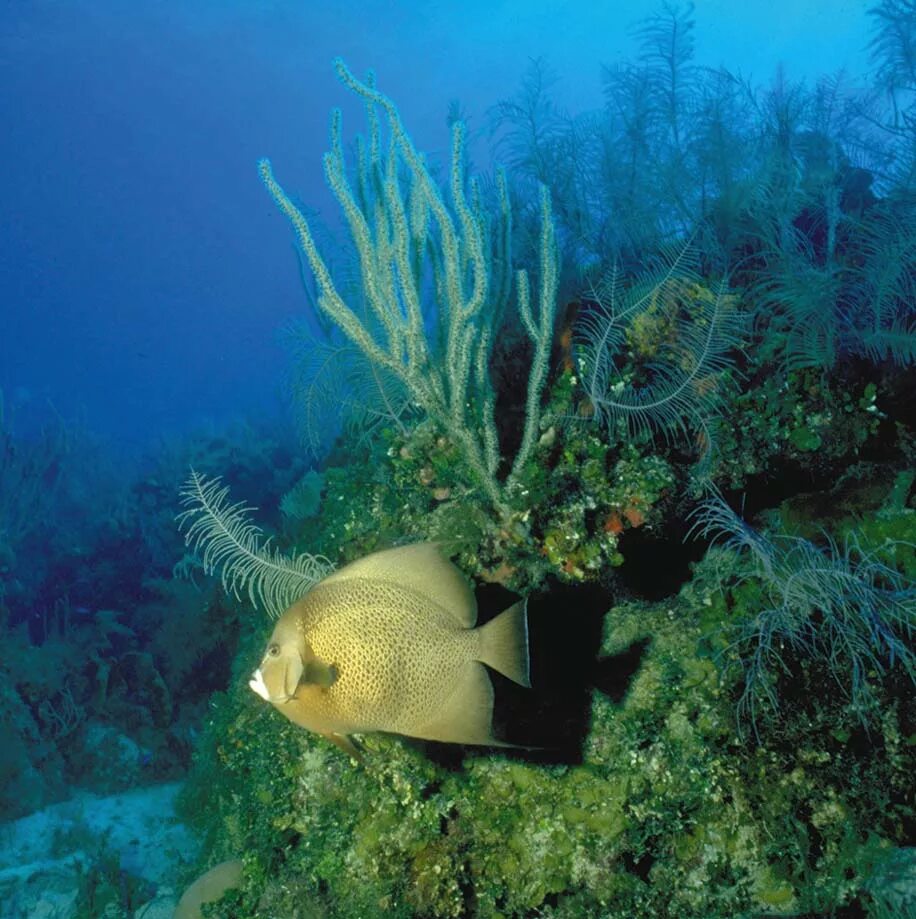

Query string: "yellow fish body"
[249, 543, 530, 752]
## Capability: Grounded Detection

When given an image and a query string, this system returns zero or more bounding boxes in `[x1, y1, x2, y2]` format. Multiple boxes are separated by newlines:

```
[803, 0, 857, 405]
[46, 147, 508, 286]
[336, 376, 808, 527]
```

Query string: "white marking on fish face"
[249, 669, 271, 701]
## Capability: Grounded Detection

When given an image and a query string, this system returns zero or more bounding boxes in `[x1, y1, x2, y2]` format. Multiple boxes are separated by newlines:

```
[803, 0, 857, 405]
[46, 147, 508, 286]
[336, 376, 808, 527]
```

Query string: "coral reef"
[8, 2, 914, 916]
[176, 531, 914, 917]
[261, 59, 557, 517]
[0, 418, 307, 828]
[173, 17, 916, 913]
[690, 492, 916, 731]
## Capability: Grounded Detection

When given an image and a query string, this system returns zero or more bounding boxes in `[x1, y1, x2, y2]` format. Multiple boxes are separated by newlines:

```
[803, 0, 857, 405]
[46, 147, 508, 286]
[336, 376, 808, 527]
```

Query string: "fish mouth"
[248, 668, 292, 704]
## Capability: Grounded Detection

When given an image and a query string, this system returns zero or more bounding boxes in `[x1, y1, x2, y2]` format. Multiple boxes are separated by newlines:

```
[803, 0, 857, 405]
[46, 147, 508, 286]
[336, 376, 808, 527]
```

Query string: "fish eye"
[267, 643, 280, 658]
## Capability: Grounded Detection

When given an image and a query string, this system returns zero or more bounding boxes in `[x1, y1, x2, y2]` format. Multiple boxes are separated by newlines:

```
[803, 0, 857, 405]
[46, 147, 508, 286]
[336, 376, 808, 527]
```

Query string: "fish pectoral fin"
[323, 732, 363, 759]
[412, 662, 500, 746]
[303, 659, 338, 689]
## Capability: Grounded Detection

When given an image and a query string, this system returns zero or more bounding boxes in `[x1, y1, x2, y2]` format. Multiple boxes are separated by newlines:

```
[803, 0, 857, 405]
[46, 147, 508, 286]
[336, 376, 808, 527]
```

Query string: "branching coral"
[868, 0, 916, 133]
[259, 59, 558, 516]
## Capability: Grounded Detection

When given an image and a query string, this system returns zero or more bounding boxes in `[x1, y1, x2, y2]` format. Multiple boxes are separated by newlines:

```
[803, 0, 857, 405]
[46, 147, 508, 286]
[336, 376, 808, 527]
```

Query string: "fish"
[174, 859, 244, 919]
[249, 543, 530, 754]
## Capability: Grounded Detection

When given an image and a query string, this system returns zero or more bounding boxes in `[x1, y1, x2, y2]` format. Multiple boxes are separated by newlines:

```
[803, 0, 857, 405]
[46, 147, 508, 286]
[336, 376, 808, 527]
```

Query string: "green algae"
[178, 529, 914, 917]
[171, 367, 914, 919]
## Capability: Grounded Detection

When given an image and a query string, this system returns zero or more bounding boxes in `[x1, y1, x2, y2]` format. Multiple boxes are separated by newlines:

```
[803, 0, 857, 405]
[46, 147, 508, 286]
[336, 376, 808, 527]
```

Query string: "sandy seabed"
[0, 783, 197, 918]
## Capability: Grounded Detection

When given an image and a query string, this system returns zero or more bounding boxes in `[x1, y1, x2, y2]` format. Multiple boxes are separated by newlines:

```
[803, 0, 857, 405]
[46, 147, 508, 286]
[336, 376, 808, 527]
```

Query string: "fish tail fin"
[477, 599, 531, 688]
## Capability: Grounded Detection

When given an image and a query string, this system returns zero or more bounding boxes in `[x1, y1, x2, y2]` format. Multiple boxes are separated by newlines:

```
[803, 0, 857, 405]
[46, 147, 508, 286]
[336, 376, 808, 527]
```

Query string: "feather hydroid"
[575, 242, 739, 450]
[177, 470, 333, 618]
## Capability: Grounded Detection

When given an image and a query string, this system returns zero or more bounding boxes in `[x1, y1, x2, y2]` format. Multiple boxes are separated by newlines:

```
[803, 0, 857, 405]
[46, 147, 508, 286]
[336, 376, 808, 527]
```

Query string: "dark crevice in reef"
[616, 522, 706, 601]
[435, 579, 626, 764]
[621, 847, 656, 883]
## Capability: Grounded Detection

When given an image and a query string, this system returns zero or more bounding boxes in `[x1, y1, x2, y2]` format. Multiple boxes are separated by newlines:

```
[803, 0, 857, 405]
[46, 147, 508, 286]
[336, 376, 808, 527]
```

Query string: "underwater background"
[1, 1, 914, 916]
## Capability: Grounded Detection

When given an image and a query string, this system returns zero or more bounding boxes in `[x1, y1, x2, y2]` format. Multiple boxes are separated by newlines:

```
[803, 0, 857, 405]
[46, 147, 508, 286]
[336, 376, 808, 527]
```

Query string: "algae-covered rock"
[177, 553, 914, 918]
[0, 674, 66, 820]
[175, 450, 916, 918]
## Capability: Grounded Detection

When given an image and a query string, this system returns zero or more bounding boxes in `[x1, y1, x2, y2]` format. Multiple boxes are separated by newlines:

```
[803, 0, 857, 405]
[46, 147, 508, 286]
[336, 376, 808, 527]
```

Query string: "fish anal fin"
[412, 662, 500, 746]
[477, 599, 531, 688]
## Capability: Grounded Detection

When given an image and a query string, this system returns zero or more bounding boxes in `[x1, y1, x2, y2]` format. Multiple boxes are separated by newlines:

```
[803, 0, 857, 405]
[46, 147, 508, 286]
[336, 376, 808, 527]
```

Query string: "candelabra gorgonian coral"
[259, 59, 558, 515]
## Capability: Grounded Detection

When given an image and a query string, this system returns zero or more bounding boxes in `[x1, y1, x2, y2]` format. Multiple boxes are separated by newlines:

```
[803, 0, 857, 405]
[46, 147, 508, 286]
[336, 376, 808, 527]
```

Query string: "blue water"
[1, 0, 869, 451]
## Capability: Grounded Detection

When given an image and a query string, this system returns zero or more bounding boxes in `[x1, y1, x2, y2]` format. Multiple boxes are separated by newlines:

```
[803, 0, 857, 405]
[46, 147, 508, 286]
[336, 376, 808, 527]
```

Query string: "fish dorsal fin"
[320, 543, 477, 627]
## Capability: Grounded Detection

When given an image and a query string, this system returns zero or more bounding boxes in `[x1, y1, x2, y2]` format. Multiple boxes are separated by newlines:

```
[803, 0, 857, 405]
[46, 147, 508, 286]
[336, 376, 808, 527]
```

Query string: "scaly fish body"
[249, 543, 530, 751]
[280, 579, 480, 736]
